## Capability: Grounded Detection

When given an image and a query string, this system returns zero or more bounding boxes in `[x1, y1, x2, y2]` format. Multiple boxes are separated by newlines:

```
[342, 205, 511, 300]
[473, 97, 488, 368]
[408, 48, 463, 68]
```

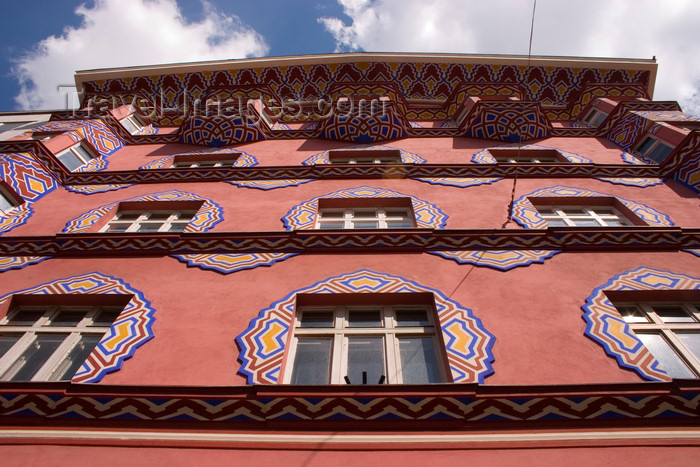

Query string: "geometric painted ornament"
[0, 272, 155, 383]
[582, 267, 700, 381]
[236, 269, 496, 384]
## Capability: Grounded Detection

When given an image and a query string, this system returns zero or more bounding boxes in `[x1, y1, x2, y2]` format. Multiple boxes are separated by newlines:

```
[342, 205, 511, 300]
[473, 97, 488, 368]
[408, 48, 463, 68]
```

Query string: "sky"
[1, 0, 699, 115]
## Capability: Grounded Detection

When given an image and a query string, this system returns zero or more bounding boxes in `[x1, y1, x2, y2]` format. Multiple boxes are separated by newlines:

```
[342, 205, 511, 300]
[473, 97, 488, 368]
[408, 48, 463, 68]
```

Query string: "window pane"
[386, 221, 413, 228]
[120, 118, 139, 134]
[653, 306, 695, 323]
[6, 309, 44, 326]
[136, 223, 163, 232]
[2, 334, 68, 381]
[647, 143, 673, 163]
[92, 308, 123, 326]
[399, 336, 441, 384]
[396, 310, 430, 327]
[353, 210, 377, 218]
[319, 211, 343, 219]
[544, 219, 567, 227]
[617, 306, 649, 323]
[57, 152, 83, 171]
[571, 219, 601, 227]
[677, 333, 700, 361]
[299, 311, 334, 328]
[147, 212, 171, 221]
[318, 222, 344, 229]
[168, 223, 189, 232]
[352, 221, 379, 229]
[290, 338, 331, 384]
[637, 333, 695, 378]
[72, 145, 93, 162]
[347, 336, 384, 384]
[0, 192, 15, 212]
[348, 310, 382, 327]
[49, 309, 87, 326]
[106, 224, 130, 233]
[637, 137, 655, 153]
[116, 212, 140, 221]
[0, 335, 21, 359]
[50, 334, 102, 381]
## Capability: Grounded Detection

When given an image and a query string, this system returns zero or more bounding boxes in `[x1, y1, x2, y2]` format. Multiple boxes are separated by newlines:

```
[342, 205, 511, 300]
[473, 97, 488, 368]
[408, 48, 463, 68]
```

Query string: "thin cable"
[450, 0, 538, 297]
[501, 0, 537, 228]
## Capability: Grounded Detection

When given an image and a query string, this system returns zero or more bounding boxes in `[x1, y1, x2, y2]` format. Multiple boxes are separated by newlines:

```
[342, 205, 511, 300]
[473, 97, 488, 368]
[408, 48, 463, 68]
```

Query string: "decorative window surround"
[139, 148, 256, 170]
[582, 267, 700, 381]
[0, 272, 155, 383]
[472, 144, 592, 164]
[0, 152, 58, 235]
[282, 186, 447, 230]
[512, 186, 673, 229]
[100, 206, 199, 233]
[302, 145, 426, 165]
[236, 270, 495, 384]
[63, 190, 222, 233]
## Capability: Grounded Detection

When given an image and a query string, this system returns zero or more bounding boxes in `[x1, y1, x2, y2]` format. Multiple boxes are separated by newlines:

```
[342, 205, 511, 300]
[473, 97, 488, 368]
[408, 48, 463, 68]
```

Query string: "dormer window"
[119, 114, 147, 135]
[0, 185, 21, 213]
[635, 136, 674, 164]
[55, 143, 97, 172]
[582, 108, 609, 127]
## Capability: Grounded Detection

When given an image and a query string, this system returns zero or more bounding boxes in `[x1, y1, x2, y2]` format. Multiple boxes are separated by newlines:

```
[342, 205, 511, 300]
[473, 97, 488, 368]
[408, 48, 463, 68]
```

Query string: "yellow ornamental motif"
[102, 321, 132, 352]
[347, 277, 384, 289]
[261, 322, 285, 354]
[446, 322, 472, 355]
[606, 318, 639, 350]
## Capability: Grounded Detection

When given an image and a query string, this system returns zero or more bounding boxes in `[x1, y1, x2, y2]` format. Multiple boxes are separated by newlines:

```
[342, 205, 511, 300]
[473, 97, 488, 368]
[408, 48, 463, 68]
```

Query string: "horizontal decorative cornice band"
[0, 380, 697, 425]
[0, 228, 697, 256]
[61, 164, 663, 185]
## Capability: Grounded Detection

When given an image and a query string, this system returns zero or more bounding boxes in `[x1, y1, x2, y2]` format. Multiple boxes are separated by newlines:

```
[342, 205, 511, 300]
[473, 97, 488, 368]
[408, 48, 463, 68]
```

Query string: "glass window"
[635, 136, 675, 164]
[614, 302, 700, 378]
[536, 205, 634, 227]
[286, 304, 445, 385]
[56, 143, 96, 172]
[0, 305, 123, 381]
[316, 206, 415, 229]
[101, 209, 197, 233]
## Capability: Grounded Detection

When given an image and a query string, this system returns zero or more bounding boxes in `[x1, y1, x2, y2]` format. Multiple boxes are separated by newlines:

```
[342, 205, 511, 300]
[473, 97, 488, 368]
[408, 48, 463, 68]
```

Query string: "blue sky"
[2, 0, 699, 115]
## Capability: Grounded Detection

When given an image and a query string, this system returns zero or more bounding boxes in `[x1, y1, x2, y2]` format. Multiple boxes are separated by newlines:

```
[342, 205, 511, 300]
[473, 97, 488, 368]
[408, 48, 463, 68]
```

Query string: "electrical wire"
[449, 0, 537, 297]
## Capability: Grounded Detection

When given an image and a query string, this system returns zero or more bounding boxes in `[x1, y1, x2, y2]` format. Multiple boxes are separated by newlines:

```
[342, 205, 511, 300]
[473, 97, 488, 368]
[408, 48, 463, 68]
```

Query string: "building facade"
[0, 53, 699, 464]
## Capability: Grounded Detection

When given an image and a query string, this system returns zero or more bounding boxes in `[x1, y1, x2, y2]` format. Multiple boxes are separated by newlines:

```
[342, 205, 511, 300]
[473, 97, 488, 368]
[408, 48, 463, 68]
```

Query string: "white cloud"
[12, 0, 269, 110]
[320, 0, 700, 116]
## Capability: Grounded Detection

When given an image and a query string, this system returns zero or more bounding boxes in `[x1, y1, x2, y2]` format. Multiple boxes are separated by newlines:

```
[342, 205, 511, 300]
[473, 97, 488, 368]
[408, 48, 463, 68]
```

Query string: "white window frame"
[316, 206, 415, 229]
[635, 136, 675, 164]
[617, 302, 700, 378]
[119, 114, 146, 135]
[284, 305, 446, 385]
[100, 209, 197, 233]
[55, 142, 97, 172]
[328, 149, 402, 165]
[0, 305, 122, 381]
[494, 155, 560, 164]
[536, 205, 634, 227]
[583, 108, 609, 127]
